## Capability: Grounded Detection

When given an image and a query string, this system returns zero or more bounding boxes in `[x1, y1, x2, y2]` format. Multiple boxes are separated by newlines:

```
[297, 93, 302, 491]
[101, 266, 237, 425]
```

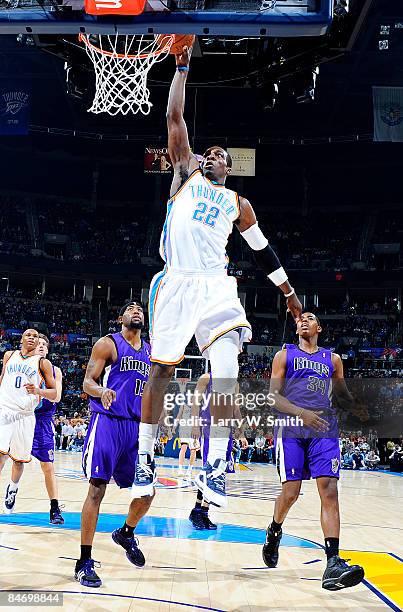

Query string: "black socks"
[80, 545, 92, 561]
[270, 519, 283, 537]
[122, 522, 135, 538]
[324, 537, 340, 560]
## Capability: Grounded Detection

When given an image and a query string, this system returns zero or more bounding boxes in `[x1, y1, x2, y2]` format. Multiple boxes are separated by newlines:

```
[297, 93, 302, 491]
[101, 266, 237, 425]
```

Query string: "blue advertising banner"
[0, 81, 31, 135]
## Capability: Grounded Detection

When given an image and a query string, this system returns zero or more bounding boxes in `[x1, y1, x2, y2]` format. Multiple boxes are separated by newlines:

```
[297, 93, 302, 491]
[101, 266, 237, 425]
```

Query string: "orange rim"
[78, 33, 174, 60]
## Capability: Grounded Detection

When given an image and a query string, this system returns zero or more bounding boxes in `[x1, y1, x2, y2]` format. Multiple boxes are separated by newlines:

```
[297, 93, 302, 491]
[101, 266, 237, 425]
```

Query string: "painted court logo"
[331, 458, 339, 474]
[0, 91, 29, 116]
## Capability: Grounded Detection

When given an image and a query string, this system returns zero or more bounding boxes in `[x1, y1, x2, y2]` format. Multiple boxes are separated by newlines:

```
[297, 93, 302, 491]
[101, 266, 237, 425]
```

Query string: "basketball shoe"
[262, 526, 282, 568]
[195, 459, 227, 508]
[322, 556, 364, 590]
[201, 509, 217, 530]
[3, 484, 18, 514]
[74, 559, 102, 588]
[131, 454, 156, 498]
[189, 508, 206, 530]
[112, 528, 145, 567]
[50, 505, 64, 525]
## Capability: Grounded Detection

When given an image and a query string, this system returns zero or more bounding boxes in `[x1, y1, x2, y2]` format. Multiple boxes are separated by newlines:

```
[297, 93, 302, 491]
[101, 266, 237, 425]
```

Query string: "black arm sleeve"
[253, 243, 282, 276]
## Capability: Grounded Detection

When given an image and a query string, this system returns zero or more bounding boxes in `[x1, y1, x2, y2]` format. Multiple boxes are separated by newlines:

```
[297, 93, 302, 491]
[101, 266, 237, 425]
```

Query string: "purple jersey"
[283, 344, 334, 412]
[35, 365, 57, 420]
[89, 333, 151, 420]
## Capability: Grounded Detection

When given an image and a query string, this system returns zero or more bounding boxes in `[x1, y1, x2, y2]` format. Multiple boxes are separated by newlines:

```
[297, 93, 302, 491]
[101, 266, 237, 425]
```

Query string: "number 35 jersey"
[283, 344, 334, 412]
[89, 333, 151, 420]
[0, 351, 43, 415]
[160, 168, 240, 273]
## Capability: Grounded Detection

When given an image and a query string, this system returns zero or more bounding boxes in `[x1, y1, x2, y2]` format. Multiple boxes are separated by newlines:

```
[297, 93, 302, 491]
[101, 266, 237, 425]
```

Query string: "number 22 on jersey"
[192, 202, 220, 228]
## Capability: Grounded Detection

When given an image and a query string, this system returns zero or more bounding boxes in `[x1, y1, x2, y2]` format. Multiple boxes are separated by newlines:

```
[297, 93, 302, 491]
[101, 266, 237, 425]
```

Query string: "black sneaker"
[74, 559, 102, 588]
[50, 506, 65, 525]
[262, 527, 282, 568]
[111, 528, 145, 567]
[189, 508, 206, 530]
[322, 556, 364, 591]
[201, 512, 217, 530]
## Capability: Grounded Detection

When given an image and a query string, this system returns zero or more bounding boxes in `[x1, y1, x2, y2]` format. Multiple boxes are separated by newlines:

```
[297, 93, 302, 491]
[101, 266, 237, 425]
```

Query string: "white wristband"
[284, 287, 295, 298]
[267, 266, 288, 287]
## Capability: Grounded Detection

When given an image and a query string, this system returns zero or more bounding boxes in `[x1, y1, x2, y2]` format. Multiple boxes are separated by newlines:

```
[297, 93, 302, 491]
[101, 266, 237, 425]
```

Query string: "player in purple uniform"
[262, 312, 365, 591]
[32, 334, 64, 524]
[189, 373, 247, 530]
[74, 301, 153, 588]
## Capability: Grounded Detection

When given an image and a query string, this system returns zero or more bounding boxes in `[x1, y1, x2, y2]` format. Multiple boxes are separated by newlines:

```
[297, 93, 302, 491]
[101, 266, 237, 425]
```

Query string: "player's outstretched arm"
[83, 337, 117, 409]
[235, 197, 302, 321]
[25, 358, 57, 400]
[167, 45, 199, 198]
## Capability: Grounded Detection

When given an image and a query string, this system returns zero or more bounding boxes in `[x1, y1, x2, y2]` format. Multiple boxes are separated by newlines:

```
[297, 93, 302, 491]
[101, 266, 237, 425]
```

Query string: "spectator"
[61, 419, 75, 450]
[69, 429, 85, 452]
[365, 449, 380, 470]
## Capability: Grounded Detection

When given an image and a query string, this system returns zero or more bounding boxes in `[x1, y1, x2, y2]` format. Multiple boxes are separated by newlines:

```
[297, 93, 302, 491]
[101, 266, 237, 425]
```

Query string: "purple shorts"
[275, 434, 340, 483]
[82, 412, 139, 488]
[31, 418, 55, 463]
[202, 429, 235, 474]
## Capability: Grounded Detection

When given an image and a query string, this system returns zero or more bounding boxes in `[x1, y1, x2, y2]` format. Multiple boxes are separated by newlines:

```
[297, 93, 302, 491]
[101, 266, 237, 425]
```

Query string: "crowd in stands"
[257, 211, 362, 271]
[1, 194, 402, 272]
[0, 197, 32, 257]
[37, 199, 149, 264]
[0, 289, 93, 336]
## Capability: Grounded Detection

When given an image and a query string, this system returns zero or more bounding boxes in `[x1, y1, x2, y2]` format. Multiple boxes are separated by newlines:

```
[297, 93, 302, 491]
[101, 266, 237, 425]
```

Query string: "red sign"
[84, 0, 146, 16]
[144, 146, 172, 174]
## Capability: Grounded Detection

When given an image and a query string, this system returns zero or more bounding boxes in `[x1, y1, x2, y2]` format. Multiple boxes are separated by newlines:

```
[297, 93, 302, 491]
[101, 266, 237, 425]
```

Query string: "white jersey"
[159, 168, 240, 273]
[0, 351, 44, 415]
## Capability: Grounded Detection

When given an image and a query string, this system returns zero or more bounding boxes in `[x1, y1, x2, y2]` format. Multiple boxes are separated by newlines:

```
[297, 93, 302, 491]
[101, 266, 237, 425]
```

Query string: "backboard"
[0, 0, 333, 36]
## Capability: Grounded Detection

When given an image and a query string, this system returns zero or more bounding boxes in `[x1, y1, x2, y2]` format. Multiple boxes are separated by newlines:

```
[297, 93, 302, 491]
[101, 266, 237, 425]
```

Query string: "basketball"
[156, 34, 195, 56]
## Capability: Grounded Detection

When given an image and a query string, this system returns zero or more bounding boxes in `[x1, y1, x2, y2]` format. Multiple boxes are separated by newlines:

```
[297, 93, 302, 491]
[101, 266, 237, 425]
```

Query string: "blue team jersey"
[89, 333, 151, 420]
[283, 344, 334, 412]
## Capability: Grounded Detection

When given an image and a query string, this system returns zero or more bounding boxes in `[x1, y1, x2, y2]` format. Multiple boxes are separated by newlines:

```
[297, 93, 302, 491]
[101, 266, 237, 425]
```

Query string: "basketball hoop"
[79, 33, 174, 116]
[177, 378, 190, 395]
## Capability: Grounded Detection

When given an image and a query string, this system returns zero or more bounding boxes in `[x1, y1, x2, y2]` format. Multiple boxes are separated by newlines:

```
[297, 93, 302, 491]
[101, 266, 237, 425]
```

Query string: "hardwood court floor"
[0, 453, 402, 611]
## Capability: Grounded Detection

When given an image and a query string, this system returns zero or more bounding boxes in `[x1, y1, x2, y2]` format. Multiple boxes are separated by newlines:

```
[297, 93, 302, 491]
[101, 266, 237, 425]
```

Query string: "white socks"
[8, 481, 18, 493]
[138, 422, 155, 460]
[207, 426, 231, 465]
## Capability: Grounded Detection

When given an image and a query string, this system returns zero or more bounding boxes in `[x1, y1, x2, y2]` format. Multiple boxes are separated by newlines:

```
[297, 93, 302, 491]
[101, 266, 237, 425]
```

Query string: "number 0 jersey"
[0, 351, 44, 414]
[283, 344, 334, 412]
[160, 168, 240, 273]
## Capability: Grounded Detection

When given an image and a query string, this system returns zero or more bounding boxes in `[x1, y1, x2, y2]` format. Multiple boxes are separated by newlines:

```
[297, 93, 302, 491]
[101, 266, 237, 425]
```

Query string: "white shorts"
[149, 269, 252, 364]
[0, 410, 36, 462]
[180, 438, 201, 451]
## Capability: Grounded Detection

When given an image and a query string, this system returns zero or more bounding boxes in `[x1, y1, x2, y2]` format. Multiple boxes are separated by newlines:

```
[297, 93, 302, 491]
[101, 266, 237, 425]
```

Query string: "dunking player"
[263, 312, 365, 590]
[7, 333, 64, 523]
[75, 301, 152, 588]
[132, 43, 302, 508]
[0, 329, 56, 513]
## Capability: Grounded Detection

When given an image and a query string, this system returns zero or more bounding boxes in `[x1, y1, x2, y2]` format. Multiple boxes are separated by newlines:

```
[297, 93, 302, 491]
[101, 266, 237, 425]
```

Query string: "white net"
[79, 33, 174, 116]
